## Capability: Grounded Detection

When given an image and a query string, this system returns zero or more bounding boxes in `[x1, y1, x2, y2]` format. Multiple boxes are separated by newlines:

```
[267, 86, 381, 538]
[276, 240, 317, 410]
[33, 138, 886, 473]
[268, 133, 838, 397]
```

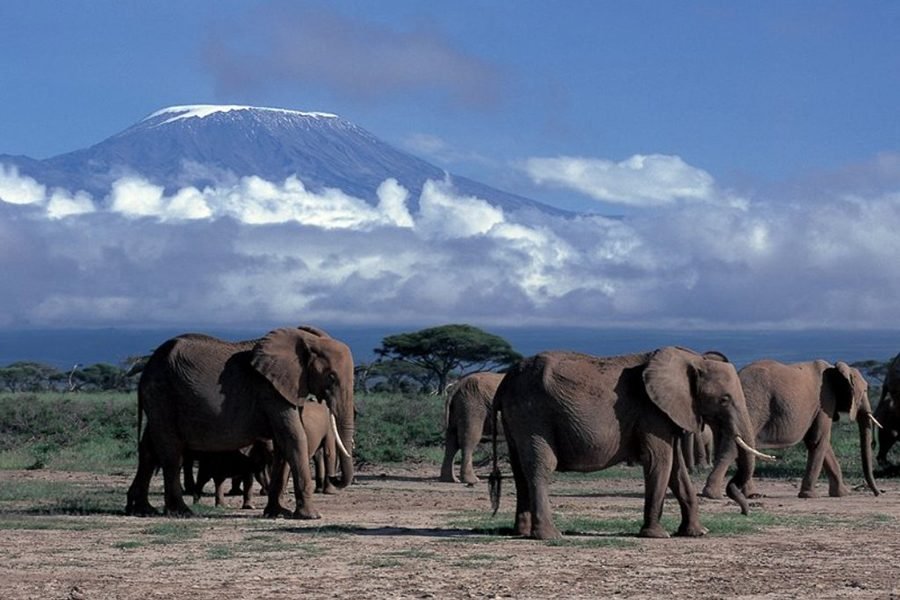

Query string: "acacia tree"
[374, 324, 522, 394]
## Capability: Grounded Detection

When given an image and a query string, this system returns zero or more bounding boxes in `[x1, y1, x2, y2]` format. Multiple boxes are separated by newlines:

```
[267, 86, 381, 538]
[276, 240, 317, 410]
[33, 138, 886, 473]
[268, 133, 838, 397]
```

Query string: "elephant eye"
[326, 372, 338, 388]
[719, 394, 732, 405]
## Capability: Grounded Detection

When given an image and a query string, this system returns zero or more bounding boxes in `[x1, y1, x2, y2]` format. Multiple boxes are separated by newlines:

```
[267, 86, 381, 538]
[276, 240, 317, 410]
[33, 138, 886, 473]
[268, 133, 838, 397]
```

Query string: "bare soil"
[2, 465, 900, 599]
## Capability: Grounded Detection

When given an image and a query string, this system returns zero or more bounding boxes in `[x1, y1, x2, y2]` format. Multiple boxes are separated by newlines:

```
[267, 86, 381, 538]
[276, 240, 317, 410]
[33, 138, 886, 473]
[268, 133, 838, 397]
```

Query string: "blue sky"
[4, 2, 899, 208]
[1, 2, 900, 331]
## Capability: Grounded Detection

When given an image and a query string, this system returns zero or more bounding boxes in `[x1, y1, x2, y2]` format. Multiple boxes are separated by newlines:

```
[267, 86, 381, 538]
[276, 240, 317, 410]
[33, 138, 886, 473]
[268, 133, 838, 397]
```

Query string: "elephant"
[440, 372, 505, 484]
[489, 347, 771, 540]
[299, 400, 342, 494]
[876, 353, 900, 466]
[124, 325, 355, 519]
[192, 440, 274, 509]
[701, 359, 880, 499]
[683, 423, 714, 474]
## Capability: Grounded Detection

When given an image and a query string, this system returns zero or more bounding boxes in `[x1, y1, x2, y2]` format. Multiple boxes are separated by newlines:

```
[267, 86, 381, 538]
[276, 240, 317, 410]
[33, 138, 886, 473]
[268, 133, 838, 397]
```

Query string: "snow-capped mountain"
[0, 104, 564, 215]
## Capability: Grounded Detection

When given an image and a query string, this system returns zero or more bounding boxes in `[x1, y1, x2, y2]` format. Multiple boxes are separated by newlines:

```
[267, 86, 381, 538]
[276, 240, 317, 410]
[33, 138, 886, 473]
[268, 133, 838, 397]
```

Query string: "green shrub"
[354, 392, 445, 463]
[0, 392, 137, 471]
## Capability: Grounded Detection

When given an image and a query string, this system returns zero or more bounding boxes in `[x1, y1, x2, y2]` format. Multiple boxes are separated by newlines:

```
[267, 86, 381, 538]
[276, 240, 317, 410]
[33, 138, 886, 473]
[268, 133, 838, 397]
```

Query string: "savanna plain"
[2, 392, 900, 600]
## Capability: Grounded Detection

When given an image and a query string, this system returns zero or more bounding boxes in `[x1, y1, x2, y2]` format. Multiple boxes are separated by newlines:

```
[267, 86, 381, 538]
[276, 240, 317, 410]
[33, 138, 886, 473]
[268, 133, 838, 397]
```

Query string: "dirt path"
[1, 465, 899, 599]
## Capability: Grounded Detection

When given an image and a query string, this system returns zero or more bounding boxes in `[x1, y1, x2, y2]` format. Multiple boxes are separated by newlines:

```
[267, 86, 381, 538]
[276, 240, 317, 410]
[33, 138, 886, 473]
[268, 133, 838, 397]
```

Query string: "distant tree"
[0, 362, 64, 392]
[74, 363, 129, 392]
[374, 324, 522, 394]
[356, 359, 435, 394]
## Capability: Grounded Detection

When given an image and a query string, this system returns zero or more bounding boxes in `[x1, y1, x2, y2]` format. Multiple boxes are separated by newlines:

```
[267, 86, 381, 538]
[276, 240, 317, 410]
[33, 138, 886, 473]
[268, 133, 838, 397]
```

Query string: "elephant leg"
[226, 477, 242, 496]
[125, 433, 160, 516]
[321, 444, 339, 495]
[271, 409, 319, 520]
[214, 476, 226, 507]
[683, 432, 697, 474]
[440, 428, 461, 483]
[505, 434, 532, 537]
[182, 457, 197, 496]
[313, 449, 325, 493]
[701, 434, 739, 500]
[521, 437, 560, 540]
[799, 416, 831, 498]
[161, 452, 191, 516]
[264, 457, 292, 518]
[241, 472, 255, 509]
[670, 437, 707, 537]
[460, 445, 479, 485]
[822, 445, 850, 497]
[639, 435, 674, 538]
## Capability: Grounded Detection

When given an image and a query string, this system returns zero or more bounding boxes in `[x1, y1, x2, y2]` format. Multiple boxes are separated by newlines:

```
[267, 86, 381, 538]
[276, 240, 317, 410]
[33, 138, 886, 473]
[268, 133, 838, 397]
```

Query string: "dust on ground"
[1, 464, 899, 599]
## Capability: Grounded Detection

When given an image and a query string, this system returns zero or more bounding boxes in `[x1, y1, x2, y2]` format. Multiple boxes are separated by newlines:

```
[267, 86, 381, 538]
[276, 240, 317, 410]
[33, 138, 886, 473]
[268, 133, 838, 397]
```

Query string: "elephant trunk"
[725, 409, 758, 515]
[333, 403, 355, 489]
[858, 413, 879, 496]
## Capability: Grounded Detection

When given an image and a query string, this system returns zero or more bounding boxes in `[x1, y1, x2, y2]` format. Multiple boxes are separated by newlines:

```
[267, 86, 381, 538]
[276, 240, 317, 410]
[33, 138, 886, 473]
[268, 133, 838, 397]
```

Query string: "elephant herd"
[123, 325, 898, 541]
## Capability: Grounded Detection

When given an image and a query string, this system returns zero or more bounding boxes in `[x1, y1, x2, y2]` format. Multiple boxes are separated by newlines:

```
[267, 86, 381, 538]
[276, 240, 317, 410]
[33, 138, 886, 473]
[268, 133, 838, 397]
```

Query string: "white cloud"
[46, 189, 95, 219]
[524, 154, 717, 207]
[109, 177, 166, 217]
[0, 165, 46, 205]
[415, 179, 505, 240]
[5, 157, 900, 330]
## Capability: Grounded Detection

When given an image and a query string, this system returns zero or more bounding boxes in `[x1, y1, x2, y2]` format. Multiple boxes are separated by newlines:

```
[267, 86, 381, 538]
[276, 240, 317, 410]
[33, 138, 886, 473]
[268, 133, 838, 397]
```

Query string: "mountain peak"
[144, 104, 339, 126]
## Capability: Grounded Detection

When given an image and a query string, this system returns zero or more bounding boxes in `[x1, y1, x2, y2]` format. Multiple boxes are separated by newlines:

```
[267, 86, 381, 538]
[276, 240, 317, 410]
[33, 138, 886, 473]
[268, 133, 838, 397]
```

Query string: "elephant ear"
[251, 328, 310, 407]
[642, 347, 701, 434]
[834, 361, 860, 420]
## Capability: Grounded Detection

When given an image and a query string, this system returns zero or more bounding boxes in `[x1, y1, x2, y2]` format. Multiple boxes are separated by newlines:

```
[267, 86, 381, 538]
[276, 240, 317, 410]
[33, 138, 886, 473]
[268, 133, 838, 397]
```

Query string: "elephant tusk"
[735, 436, 777, 462]
[330, 414, 352, 459]
[869, 414, 884, 429]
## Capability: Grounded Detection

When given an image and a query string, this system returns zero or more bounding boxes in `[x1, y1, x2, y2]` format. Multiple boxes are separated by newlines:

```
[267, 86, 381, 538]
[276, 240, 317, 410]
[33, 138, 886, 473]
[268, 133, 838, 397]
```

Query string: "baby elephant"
[192, 440, 274, 509]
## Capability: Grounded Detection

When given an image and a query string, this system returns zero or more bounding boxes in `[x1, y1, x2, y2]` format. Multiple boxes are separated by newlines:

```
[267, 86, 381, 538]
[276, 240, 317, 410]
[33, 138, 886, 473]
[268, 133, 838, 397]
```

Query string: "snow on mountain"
[0, 104, 565, 216]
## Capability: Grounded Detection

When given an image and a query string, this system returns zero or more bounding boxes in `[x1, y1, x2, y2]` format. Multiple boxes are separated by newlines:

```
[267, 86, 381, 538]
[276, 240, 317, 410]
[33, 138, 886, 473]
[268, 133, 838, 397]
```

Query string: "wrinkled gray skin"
[876, 353, 900, 466]
[440, 372, 504, 484]
[125, 326, 355, 519]
[192, 441, 273, 509]
[702, 359, 879, 499]
[491, 347, 758, 540]
[683, 423, 713, 474]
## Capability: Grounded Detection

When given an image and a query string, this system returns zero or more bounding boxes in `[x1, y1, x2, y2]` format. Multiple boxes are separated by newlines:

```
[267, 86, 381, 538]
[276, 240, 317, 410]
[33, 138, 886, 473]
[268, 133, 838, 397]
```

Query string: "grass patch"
[206, 545, 236, 560]
[0, 516, 105, 531]
[452, 552, 502, 568]
[141, 521, 204, 543]
[0, 480, 124, 515]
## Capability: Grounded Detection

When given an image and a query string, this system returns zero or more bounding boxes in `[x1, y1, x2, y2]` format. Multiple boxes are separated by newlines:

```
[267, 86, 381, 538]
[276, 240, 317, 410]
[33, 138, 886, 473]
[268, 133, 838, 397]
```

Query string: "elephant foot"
[322, 484, 339, 495]
[638, 524, 670, 539]
[828, 485, 851, 497]
[530, 522, 562, 540]
[798, 489, 819, 499]
[675, 523, 709, 537]
[264, 503, 292, 519]
[241, 503, 255, 510]
[439, 473, 459, 483]
[292, 507, 322, 520]
[164, 506, 194, 518]
[461, 474, 480, 485]
[124, 501, 159, 517]
[699, 485, 724, 500]
[514, 512, 532, 537]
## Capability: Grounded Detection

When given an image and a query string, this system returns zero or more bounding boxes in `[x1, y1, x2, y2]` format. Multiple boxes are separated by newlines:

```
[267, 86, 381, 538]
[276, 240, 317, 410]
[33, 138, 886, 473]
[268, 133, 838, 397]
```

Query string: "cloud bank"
[2, 154, 899, 330]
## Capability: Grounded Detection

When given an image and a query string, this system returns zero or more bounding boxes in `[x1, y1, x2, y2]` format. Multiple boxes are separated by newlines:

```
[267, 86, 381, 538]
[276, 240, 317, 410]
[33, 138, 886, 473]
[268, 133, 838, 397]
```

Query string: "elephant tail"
[488, 394, 502, 516]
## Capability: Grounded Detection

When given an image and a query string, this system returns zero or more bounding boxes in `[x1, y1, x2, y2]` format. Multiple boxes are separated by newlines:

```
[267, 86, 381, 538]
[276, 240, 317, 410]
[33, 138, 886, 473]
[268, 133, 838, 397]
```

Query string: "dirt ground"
[2, 464, 900, 600]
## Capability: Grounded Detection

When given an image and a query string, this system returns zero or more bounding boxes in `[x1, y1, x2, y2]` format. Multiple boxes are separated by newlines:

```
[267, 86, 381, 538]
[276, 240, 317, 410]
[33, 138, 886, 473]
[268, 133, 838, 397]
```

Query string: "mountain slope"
[0, 105, 564, 216]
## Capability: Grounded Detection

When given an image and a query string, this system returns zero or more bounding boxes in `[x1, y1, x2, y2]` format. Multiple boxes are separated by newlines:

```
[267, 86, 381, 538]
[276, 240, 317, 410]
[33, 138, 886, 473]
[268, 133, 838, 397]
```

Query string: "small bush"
[354, 392, 444, 463]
